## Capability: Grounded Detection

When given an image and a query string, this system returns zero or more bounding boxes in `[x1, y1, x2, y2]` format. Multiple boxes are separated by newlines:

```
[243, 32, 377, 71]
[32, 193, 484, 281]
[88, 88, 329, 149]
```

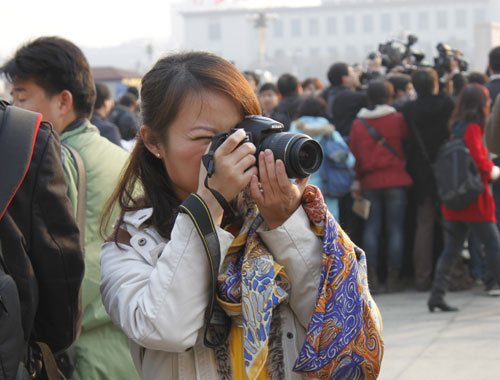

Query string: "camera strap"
[202, 143, 237, 226]
[179, 193, 231, 348]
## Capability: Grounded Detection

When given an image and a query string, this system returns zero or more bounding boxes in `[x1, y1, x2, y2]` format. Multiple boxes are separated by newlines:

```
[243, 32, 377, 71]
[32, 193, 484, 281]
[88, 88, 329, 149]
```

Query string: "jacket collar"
[123, 208, 153, 229]
[357, 104, 396, 119]
[60, 118, 98, 141]
[293, 116, 335, 136]
[489, 74, 500, 82]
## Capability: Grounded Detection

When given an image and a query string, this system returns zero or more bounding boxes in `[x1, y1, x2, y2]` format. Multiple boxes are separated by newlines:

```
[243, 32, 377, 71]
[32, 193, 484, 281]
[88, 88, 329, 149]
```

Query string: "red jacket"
[349, 106, 413, 190]
[443, 122, 496, 222]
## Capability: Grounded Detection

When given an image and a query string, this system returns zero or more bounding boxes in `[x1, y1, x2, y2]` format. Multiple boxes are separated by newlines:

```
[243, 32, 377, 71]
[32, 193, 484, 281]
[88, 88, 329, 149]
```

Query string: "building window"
[399, 12, 410, 29]
[273, 20, 283, 38]
[309, 18, 319, 36]
[208, 22, 221, 41]
[474, 8, 486, 24]
[310, 47, 319, 57]
[327, 17, 337, 35]
[345, 15, 355, 34]
[291, 18, 302, 37]
[418, 11, 429, 30]
[363, 14, 374, 33]
[293, 47, 303, 58]
[328, 46, 338, 58]
[381, 13, 392, 32]
[436, 10, 447, 29]
[455, 9, 466, 28]
[345, 45, 358, 61]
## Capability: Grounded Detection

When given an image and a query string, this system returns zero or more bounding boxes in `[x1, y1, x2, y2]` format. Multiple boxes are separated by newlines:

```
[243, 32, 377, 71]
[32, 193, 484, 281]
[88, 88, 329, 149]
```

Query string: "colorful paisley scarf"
[217, 185, 384, 379]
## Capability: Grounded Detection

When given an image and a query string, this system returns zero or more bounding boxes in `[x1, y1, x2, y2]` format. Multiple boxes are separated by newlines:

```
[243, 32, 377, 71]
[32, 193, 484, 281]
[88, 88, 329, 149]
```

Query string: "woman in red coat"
[349, 80, 413, 293]
[429, 84, 500, 312]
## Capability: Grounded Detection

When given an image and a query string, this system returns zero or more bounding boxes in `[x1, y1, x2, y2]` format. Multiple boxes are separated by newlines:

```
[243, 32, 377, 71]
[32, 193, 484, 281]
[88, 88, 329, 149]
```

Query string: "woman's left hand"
[250, 149, 309, 229]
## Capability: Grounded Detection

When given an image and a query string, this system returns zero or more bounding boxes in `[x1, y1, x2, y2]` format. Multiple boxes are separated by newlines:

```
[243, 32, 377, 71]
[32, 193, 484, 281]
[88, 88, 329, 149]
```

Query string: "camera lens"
[258, 133, 323, 178]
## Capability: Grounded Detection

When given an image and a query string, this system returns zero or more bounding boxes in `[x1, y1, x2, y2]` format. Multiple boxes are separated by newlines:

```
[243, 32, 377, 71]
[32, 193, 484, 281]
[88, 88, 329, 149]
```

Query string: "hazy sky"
[1, 0, 316, 58]
[1, 0, 179, 57]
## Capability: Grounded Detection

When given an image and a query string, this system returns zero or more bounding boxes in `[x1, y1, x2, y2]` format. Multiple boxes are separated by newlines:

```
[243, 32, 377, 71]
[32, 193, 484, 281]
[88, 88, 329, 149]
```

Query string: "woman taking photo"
[428, 84, 500, 312]
[99, 52, 383, 379]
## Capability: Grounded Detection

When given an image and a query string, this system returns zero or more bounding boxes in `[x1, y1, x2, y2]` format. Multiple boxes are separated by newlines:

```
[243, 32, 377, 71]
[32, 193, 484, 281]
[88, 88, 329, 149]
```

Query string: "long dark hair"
[101, 51, 261, 239]
[448, 83, 490, 131]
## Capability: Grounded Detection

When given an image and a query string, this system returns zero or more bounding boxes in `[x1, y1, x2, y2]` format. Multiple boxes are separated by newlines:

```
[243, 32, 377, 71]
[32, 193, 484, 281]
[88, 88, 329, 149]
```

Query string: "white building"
[180, 0, 500, 80]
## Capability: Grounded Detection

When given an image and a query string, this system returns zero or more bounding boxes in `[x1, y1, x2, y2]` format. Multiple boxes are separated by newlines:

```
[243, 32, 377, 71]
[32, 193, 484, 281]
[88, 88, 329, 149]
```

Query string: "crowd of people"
[0, 33, 499, 379]
[248, 48, 500, 308]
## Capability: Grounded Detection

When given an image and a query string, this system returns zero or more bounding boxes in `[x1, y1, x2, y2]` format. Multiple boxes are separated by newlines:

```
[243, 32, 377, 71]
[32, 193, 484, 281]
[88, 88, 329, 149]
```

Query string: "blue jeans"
[468, 232, 484, 281]
[432, 220, 500, 298]
[362, 186, 407, 270]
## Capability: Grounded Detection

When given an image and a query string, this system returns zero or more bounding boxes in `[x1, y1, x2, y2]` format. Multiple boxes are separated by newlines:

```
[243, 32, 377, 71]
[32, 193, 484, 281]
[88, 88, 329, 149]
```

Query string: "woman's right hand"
[197, 129, 258, 221]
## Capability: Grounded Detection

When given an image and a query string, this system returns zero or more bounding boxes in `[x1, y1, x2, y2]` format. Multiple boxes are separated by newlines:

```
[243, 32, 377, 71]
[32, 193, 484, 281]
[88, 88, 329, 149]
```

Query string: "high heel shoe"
[428, 298, 458, 312]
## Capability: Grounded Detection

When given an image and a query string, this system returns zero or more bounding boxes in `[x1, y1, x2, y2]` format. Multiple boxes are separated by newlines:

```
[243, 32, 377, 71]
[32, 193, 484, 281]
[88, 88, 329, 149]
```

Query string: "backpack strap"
[0, 105, 42, 221]
[359, 118, 402, 160]
[62, 143, 86, 250]
[451, 121, 469, 140]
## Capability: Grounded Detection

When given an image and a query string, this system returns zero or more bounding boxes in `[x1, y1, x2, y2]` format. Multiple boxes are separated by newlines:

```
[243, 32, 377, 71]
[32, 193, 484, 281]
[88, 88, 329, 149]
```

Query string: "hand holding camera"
[250, 149, 309, 229]
[201, 116, 323, 227]
[197, 128, 258, 221]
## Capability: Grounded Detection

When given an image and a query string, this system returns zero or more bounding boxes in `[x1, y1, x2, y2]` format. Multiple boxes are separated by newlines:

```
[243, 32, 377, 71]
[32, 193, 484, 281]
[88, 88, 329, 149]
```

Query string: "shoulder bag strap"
[62, 144, 86, 250]
[179, 193, 231, 348]
[359, 118, 402, 160]
[33, 341, 65, 380]
[0, 105, 41, 220]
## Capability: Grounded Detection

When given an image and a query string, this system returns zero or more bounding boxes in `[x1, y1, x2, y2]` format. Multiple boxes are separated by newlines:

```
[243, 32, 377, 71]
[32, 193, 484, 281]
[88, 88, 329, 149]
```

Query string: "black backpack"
[433, 122, 485, 210]
[0, 102, 80, 380]
[0, 102, 40, 380]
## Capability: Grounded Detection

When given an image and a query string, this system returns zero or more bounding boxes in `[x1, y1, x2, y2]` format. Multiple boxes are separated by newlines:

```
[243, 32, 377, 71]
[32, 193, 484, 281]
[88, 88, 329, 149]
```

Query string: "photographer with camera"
[99, 51, 383, 380]
[434, 43, 468, 98]
[322, 62, 367, 139]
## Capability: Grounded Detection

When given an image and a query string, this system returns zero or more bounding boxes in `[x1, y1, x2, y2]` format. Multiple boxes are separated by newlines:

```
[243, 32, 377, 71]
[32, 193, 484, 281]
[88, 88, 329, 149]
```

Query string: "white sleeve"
[257, 206, 323, 328]
[100, 213, 235, 352]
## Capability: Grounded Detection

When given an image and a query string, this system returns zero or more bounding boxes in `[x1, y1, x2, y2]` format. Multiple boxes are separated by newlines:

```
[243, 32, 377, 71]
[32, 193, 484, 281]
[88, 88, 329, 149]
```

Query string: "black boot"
[428, 295, 458, 312]
[428, 261, 457, 311]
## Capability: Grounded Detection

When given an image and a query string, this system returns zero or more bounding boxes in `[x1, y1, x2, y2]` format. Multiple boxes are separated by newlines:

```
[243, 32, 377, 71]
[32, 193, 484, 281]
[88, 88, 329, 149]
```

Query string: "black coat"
[91, 113, 122, 146]
[107, 104, 138, 140]
[402, 95, 455, 203]
[487, 78, 500, 103]
[0, 123, 84, 354]
[270, 94, 303, 131]
[322, 85, 367, 138]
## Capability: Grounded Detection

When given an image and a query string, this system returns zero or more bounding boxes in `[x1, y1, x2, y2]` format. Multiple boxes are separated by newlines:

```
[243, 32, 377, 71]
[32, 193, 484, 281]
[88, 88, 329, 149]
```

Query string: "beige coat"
[100, 206, 323, 380]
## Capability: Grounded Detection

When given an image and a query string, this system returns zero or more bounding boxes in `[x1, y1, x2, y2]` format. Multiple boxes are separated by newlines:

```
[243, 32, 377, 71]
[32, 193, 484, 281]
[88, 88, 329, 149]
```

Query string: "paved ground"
[374, 286, 500, 380]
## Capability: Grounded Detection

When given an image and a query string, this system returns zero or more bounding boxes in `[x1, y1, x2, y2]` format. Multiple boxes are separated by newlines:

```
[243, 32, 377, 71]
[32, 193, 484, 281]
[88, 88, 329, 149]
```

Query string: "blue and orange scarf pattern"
[217, 185, 384, 379]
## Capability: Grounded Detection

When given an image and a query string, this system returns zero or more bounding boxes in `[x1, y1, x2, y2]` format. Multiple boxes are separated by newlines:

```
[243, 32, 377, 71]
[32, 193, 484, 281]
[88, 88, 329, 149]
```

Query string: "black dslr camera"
[207, 115, 323, 179]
